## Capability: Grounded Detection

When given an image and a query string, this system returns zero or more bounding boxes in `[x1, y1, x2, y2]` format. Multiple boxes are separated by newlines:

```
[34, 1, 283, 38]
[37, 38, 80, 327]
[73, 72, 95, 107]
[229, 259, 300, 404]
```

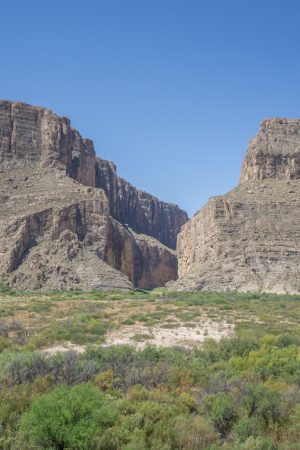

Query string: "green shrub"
[17, 384, 117, 450]
[205, 392, 238, 437]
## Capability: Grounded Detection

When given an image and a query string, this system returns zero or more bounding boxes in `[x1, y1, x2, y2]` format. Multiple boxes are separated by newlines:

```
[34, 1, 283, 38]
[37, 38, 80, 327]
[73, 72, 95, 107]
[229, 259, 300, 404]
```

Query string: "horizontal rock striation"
[0, 169, 132, 290]
[96, 158, 188, 249]
[0, 100, 187, 290]
[172, 119, 300, 294]
[0, 100, 96, 186]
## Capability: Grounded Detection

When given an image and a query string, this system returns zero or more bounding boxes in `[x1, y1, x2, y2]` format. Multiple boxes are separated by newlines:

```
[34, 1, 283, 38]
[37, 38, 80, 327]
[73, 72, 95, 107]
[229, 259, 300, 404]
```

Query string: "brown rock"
[96, 158, 188, 249]
[0, 100, 96, 186]
[0, 100, 187, 291]
[240, 118, 300, 182]
[0, 168, 132, 290]
[172, 119, 300, 294]
[106, 219, 178, 289]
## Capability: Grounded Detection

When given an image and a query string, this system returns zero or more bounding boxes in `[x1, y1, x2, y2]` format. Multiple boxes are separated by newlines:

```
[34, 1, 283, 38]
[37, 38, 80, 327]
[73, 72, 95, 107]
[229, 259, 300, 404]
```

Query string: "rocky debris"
[0, 100, 187, 291]
[171, 120, 300, 294]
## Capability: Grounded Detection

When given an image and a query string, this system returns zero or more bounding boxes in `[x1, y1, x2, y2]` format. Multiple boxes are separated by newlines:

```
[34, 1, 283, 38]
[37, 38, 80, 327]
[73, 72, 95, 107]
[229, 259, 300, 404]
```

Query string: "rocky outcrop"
[106, 219, 177, 289]
[0, 168, 132, 290]
[240, 118, 300, 182]
[0, 100, 96, 186]
[96, 158, 188, 249]
[0, 100, 187, 291]
[172, 119, 300, 294]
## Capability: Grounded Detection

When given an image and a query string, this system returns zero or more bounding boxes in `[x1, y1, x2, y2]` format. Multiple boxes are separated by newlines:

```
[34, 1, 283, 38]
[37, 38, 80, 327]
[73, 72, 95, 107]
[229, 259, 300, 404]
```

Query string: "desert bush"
[231, 436, 277, 450]
[17, 384, 117, 450]
[51, 351, 96, 385]
[173, 415, 219, 449]
[0, 320, 23, 337]
[241, 384, 283, 427]
[205, 392, 239, 437]
[6, 352, 49, 386]
[0, 288, 299, 448]
[232, 415, 263, 442]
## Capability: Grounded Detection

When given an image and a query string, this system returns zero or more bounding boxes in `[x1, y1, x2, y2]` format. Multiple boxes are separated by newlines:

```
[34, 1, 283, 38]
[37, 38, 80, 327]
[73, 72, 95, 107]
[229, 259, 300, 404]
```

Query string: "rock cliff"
[0, 100, 96, 186]
[0, 100, 187, 290]
[172, 119, 300, 294]
[240, 118, 300, 182]
[96, 158, 187, 249]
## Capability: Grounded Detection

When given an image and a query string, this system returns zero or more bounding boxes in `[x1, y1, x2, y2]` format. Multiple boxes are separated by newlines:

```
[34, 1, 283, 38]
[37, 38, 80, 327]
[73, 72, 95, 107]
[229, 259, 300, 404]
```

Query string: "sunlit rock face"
[0, 100, 187, 290]
[0, 100, 96, 186]
[240, 118, 300, 182]
[171, 119, 300, 294]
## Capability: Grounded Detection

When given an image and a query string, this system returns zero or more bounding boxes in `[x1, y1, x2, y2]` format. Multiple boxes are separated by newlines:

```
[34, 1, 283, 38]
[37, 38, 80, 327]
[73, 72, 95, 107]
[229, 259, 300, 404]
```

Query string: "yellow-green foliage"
[0, 289, 300, 449]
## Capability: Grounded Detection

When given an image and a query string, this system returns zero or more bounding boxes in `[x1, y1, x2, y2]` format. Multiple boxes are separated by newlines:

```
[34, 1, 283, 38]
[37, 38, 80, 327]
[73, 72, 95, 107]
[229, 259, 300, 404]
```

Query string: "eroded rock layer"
[0, 100, 187, 290]
[172, 119, 300, 293]
[0, 100, 96, 186]
[96, 158, 187, 249]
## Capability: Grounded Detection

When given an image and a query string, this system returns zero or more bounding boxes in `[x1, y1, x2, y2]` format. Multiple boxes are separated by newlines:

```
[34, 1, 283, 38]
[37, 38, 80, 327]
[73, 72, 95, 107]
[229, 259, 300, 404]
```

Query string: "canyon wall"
[0, 100, 187, 290]
[96, 158, 187, 249]
[172, 119, 300, 294]
[240, 118, 300, 182]
[0, 100, 96, 186]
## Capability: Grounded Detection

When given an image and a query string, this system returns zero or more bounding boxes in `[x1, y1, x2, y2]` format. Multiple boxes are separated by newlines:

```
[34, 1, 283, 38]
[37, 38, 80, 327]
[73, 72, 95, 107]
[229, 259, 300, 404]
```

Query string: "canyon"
[0, 100, 187, 290]
[1, 101, 299, 294]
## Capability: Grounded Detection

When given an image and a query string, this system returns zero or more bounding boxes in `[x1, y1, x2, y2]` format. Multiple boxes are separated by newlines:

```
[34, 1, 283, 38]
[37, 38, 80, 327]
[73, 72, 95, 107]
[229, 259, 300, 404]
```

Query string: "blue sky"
[1, 0, 300, 216]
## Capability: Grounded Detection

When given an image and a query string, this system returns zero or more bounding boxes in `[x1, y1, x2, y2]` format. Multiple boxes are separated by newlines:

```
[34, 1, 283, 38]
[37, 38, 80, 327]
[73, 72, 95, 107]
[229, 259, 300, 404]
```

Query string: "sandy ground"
[103, 319, 234, 350]
[41, 319, 234, 354]
[41, 343, 86, 355]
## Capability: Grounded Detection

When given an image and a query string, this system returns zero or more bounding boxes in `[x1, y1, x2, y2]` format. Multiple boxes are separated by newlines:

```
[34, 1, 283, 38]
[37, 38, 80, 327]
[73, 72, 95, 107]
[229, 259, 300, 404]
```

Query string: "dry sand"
[103, 319, 233, 350]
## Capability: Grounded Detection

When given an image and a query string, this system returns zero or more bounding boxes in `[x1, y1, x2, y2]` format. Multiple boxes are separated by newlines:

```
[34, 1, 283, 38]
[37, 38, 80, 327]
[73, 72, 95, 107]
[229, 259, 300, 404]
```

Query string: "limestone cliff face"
[0, 168, 133, 290]
[240, 118, 300, 182]
[172, 119, 300, 294]
[0, 100, 96, 186]
[0, 100, 187, 290]
[96, 158, 188, 249]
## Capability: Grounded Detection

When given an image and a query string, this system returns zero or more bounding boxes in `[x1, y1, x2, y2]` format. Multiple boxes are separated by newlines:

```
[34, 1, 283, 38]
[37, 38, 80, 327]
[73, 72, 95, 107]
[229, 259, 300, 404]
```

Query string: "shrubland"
[0, 289, 299, 449]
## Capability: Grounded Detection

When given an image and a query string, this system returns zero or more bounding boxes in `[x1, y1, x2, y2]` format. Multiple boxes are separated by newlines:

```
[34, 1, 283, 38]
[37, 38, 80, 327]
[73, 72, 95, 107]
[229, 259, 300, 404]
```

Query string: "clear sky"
[1, 0, 300, 216]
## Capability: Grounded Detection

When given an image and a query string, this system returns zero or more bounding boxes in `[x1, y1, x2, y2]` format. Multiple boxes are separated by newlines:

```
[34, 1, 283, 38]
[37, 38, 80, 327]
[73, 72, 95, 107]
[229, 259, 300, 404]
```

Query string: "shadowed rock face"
[0, 100, 187, 290]
[172, 119, 300, 294]
[96, 158, 188, 249]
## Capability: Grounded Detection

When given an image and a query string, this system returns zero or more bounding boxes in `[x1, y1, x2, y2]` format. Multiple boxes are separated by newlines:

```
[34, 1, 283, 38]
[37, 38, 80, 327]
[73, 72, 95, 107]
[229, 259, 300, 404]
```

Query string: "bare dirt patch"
[103, 319, 234, 350]
[41, 343, 86, 355]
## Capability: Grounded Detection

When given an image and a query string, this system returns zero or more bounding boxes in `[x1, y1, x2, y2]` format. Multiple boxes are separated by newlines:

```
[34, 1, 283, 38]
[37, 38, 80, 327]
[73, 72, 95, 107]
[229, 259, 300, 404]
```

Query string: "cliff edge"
[0, 100, 188, 290]
[171, 119, 300, 294]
